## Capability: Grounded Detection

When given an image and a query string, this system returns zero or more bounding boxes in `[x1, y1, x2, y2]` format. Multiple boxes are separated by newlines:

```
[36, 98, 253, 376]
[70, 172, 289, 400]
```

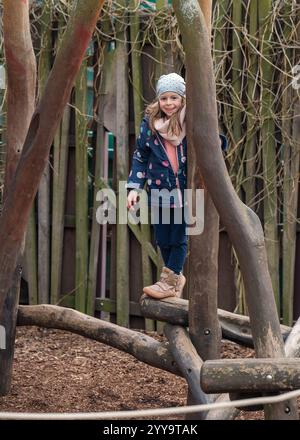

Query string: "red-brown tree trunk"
[0, 0, 36, 395]
[0, 0, 105, 395]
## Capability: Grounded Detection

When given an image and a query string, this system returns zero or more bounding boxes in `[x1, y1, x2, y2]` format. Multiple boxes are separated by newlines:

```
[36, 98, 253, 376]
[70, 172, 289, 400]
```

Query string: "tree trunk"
[164, 324, 214, 415]
[172, 0, 298, 420]
[0, 0, 36, 395]
[139, 296, 292, 347]
[0, 0, 105, 313]
[186, 0, 221, 419]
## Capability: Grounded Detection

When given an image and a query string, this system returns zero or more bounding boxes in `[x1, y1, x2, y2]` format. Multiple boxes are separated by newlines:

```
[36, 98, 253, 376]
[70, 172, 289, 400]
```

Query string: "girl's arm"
[126, 118, 151, 191]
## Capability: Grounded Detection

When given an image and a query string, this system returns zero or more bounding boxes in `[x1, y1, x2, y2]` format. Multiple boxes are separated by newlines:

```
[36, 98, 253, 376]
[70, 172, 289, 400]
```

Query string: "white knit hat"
[156, 73, 186, 97]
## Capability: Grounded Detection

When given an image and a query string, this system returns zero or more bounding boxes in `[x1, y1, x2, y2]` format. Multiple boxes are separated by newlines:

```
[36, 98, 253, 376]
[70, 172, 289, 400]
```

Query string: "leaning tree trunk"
[173, 0, 298, 420]
[0, 0, 36, 395]
[186, 0, 222, 419]
[0, 0, 105, 394]
[0, 0, 105, 307]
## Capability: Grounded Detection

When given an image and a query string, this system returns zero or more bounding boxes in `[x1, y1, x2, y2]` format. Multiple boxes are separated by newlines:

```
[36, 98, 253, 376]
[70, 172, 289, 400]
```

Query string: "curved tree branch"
[17, 305, 181, 377]
[172, 0, 298, 420]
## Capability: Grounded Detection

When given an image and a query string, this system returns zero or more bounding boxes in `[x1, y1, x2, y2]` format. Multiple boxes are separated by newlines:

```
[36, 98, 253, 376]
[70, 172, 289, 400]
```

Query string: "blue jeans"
[152, 207, 188, 275]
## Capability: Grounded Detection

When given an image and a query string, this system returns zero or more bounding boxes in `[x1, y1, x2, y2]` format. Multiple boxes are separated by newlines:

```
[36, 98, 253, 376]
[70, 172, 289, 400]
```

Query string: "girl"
[126, 73, 227, 299]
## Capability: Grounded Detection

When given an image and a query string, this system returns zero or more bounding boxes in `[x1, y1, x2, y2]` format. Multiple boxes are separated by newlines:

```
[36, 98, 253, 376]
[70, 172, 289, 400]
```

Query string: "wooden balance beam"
[140, 295, 291, 347]
[201, 358, 300, 393]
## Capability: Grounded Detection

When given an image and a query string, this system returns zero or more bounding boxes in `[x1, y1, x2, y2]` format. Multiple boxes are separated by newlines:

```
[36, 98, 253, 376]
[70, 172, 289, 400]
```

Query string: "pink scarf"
[154, 105, 186, 147]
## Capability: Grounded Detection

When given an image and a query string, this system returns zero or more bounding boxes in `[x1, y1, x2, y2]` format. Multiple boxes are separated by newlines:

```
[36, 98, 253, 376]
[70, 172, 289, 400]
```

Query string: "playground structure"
[0, 0, 299, 420]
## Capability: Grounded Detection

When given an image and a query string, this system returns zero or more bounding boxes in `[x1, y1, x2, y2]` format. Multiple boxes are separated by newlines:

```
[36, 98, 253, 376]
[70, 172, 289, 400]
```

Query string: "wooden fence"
[0, 0, 299, 326]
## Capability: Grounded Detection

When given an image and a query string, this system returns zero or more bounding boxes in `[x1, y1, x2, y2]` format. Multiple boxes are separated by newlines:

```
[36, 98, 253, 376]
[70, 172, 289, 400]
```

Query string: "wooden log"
[139, 296, 291, 346]
[188, 190, 222, 359]
[164, 323, 214, 415]
[50, 10, 71, 307]
[187, 0, 221, 362]
[201, 358, 300, 393]
[129, 1, 155, 331]
[16, 305, 182, 377]
[172, 0, 298, 419]
[24, 211, 38, 305]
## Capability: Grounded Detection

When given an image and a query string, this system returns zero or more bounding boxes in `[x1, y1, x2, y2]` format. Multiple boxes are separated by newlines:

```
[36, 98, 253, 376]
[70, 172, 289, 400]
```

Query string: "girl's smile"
[159, 92, 183, 118]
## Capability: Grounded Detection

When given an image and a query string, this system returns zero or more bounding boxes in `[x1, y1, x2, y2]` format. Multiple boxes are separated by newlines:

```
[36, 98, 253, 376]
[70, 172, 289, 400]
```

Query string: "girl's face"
[159, 92, 183, 119]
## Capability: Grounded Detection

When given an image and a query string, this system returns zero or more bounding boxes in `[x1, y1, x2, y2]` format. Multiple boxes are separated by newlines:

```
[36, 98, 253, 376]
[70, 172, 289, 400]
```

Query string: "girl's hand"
[127, 190, 139, 210]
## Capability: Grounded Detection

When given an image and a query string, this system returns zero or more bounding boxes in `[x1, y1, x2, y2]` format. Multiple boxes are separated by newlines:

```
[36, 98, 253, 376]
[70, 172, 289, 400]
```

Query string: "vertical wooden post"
[188, 0, 221, 360]
[91, 24, 113, 318]
[282, 3, 299, 325]
[129, 1, 155, 331]
[282, 101, 300, 324]
[129, 0, 143, 134]
[37, 0, 52, 304]
[259, 0, 280, 310]
[186, 0, 222, 419]
[244, 0, 258, 210]
[231, 1, 243, 196]
[75, 58, 89, 313]
[50, 106, 70, 305]
[50, 12, 71, 306]
[87, 39, 105, 316]
[116, 1, 130, 327]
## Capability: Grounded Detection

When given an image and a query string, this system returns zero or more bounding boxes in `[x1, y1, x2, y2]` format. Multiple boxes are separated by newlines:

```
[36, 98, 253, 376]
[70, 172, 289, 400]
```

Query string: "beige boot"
[143, 267, 186, 299]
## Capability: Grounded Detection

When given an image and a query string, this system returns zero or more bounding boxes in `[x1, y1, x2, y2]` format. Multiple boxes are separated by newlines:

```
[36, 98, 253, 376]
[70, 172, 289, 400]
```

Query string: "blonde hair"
[145, 97, 186, 136]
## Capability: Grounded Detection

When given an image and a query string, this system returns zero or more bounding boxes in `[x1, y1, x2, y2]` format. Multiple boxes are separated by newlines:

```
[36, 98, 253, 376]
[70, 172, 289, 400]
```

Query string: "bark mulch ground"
[0, 326, 299, 420]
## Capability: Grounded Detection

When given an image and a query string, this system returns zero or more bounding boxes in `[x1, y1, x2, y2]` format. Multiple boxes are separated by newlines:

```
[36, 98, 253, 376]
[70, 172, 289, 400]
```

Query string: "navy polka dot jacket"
[126, 116, 228, 207]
